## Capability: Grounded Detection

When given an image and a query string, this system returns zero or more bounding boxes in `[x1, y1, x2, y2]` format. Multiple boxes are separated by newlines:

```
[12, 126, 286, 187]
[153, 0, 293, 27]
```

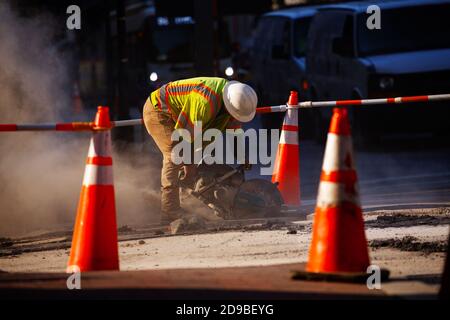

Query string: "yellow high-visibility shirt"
[149, 77, 241, 138]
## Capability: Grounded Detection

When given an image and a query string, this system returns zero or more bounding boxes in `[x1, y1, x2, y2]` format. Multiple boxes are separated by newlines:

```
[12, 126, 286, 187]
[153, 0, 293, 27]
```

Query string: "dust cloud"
[0, 3, 160, 237]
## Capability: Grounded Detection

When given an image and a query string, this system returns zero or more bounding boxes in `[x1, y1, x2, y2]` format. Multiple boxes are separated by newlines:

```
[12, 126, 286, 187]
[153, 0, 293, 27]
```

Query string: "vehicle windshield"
[149, 20, 231, 63]
[151, 25, 195, 63]
[293, 17, 312, 57]
[357, 4, 450, 56]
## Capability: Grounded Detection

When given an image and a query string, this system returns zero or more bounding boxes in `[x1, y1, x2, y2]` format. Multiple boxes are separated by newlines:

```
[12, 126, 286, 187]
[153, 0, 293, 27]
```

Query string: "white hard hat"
[222, 81, 257, 123]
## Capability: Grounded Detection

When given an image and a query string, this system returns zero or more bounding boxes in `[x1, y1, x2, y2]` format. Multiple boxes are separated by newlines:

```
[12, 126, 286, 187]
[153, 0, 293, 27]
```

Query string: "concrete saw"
[179, 164, 284, 219]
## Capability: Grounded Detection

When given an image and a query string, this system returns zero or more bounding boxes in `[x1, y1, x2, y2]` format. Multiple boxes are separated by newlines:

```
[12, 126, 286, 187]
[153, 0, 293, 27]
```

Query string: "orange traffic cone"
[272, 91, 300, 206]
[307, 108, 369, 274]
[298, 107, 372, 281]
[67, 106, 119, 272]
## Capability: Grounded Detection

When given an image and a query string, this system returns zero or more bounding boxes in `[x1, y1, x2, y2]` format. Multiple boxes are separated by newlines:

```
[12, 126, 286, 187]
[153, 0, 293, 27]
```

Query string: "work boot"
[159, 208, 187, 226]
[159, 215, 172, 226]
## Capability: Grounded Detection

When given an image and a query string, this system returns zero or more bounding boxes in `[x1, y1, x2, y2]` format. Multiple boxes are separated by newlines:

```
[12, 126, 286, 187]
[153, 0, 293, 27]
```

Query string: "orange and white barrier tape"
[0, 119, 143, 132]
[296, 93, 450, 109]
[0, 122, 94, 132]
[259, 93, 450, 113]
[1, 93, 449, 132]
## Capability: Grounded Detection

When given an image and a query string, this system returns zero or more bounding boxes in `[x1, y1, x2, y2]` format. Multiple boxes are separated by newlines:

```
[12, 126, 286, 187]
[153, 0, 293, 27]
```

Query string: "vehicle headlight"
[150, 72, 158, 82]
[379, 76, 394, 90]
[225, 66, 234, 77]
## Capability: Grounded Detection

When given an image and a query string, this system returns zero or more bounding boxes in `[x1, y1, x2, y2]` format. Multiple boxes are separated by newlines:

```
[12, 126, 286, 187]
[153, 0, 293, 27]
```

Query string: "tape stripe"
[336, 99, 362, 106]
[256, 107, 272, 114]
[272, 105, 287, 113]
[0, 124, 18, 131]
[401, 95, 429, 103]
[3, 123, 94, 131]
[16, 124, 56, 130]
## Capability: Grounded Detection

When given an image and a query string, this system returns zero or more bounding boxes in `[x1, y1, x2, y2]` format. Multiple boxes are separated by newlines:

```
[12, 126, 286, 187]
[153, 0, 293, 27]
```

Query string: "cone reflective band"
[307, 108, 370, 274]
[67, 107, 119, 272]
[272, 91, 300, 206]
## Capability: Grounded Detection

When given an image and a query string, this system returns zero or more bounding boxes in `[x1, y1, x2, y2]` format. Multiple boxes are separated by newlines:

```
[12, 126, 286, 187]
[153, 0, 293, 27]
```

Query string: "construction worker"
[143, 77, 258, 224]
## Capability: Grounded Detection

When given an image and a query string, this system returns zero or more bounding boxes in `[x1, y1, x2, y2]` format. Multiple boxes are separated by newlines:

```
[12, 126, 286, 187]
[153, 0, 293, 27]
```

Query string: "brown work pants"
[143, 98, 182, 216]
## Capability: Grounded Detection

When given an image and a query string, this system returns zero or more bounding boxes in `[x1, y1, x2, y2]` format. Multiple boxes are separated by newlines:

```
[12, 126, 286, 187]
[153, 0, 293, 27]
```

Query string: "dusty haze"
[0, 2, 160, 237]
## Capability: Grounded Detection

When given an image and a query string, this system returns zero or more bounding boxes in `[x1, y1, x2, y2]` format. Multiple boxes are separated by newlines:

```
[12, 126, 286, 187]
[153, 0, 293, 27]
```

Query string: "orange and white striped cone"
[293, 108, 389, 282]
[306, 107, 369, 274]
[272, 91, 300, 206]
[67, 106, 119, 272]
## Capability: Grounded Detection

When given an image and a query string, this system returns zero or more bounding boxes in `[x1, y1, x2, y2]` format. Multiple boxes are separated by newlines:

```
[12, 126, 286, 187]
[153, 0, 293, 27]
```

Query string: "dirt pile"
[370, 236, 448, 253]
[366, 213, 450, 228]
